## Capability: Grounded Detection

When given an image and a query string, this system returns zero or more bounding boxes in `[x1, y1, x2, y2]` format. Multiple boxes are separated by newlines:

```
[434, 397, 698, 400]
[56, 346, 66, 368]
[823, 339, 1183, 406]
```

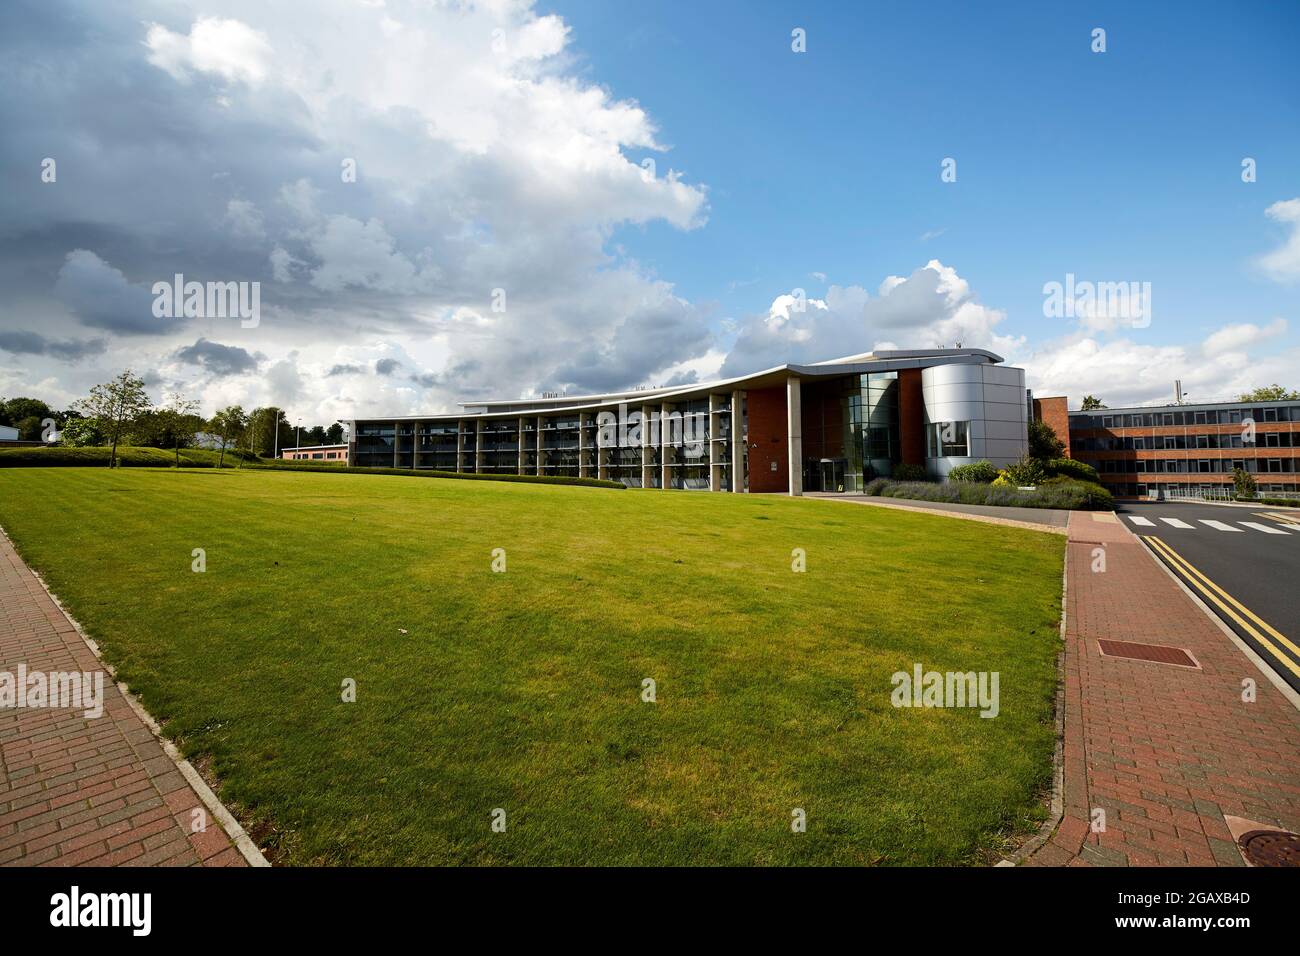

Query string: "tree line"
[1, 370, 346, 468]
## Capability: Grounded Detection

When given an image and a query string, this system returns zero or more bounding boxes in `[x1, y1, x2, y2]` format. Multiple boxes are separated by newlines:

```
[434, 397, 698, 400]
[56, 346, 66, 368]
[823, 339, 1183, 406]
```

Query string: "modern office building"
[1069, 399, 1300, 499]
[347, 348, 1035, 495]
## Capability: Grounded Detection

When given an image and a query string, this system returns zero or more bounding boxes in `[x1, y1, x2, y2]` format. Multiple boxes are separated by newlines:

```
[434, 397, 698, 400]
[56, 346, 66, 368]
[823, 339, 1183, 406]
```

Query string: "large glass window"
[926, 421, 970, 457]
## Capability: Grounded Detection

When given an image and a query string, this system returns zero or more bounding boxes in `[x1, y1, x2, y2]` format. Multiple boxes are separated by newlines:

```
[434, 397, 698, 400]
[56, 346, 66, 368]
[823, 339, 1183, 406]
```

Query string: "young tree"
[74, 370, 152, 468]
[1238, 384, 1299, 402]
[1232, 467, 1257, 500]
[1027, 418, 1065, 461]
[208, 405, 248, 468]
[1080, 395, 1106, 410]
[157, 392, 201, 467]
[325, 421, 345, 444]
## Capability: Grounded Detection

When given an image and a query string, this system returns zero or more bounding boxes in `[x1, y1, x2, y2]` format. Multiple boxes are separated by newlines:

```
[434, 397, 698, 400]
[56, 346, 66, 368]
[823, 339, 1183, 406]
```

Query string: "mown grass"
[0, 468, 1064, 865]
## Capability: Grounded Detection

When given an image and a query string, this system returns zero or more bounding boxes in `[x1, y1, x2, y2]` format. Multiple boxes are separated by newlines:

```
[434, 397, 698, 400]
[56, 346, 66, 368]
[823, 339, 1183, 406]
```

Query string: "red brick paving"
[0, 528, 248, 867]
[1025, 512, 1300, 866]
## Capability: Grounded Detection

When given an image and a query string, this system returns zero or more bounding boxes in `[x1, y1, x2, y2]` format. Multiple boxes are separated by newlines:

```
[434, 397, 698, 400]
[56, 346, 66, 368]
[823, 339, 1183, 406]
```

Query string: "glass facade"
[803, 372, 899, 492]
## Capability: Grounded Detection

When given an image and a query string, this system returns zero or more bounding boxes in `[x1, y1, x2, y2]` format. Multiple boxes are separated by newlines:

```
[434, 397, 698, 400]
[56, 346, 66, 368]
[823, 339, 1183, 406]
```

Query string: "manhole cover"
[1239, 830, 1300, 867]
[1097, 640, 1199, 668]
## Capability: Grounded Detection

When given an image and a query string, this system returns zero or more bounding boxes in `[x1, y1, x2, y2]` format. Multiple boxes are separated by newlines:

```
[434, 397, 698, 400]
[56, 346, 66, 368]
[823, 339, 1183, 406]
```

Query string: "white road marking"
[1239, 521, 1290, 535]
[1127, 516, 1156, 527]
[1158, 517, 1194, 529]
[1199, 519, 1243, 532]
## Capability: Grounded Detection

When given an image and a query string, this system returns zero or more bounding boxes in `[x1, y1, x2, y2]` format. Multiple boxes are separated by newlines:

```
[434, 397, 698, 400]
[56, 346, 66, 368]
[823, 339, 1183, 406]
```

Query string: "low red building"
[282, 444, 348, 463]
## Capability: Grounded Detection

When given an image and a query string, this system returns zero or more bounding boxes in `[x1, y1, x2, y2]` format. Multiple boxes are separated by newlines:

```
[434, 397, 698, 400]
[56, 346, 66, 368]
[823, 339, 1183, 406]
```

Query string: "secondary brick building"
[1069, 399, 1300, 498]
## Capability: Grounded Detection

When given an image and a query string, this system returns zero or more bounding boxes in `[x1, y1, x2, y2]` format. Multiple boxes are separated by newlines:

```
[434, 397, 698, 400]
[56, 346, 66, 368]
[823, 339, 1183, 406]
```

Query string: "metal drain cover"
[1097, 639, 1199, 668]
[1239, 830, 1300, 867]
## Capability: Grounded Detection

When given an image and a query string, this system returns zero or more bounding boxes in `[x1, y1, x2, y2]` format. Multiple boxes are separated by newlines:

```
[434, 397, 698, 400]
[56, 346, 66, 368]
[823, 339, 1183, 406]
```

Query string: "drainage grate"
[1097, 640, 1199, 668]
[1238, 830, 1300, 867]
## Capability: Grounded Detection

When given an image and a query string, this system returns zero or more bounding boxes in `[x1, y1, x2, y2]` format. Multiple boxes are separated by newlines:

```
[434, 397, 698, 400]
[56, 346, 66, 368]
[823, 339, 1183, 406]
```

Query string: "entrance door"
[820, 459, 846, 493]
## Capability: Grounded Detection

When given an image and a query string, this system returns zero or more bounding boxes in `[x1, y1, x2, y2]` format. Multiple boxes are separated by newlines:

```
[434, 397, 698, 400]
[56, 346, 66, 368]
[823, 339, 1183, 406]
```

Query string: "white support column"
[392, 421, 399, 468]
[536, 416, 543, 476]
[475, 419, 483, 474]
[456, 420, 465, 473]
[640, 403, 653, 489]
[579, 412, 590, 479]
[787, 376, 802, 496]
[732, 389, 745, 492]
[412, 421, 420, 469]
[598, 413, 610, 481]
[518, 417, 527, 475]
[708, 394, 720, 491]
[660, 402, 671, 490]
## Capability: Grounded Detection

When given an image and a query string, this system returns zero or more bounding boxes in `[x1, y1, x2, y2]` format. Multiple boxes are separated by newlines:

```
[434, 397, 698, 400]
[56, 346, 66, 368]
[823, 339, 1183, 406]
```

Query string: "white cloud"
[1202, 318, 1286, 355]
[1258, 198, 1300, 282]
[722, 261, 1021, 377]
[144, 17, 273, 86]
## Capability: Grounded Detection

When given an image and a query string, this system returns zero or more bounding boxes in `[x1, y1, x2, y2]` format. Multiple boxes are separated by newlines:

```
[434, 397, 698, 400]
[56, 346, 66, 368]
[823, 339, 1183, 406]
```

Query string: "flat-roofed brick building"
[1068, 399, 1300, 499]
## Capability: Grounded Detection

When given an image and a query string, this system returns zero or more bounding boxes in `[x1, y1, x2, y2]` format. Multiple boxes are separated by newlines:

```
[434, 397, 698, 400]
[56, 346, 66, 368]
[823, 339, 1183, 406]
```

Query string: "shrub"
[862, 477, 890, 496]
[948, 460, 999, 483]
[1003, 455, 1047, 487]
[1044, 458, 1099, 483]
[891, 462, 929, 482]
[1232, 467, 1257, 499]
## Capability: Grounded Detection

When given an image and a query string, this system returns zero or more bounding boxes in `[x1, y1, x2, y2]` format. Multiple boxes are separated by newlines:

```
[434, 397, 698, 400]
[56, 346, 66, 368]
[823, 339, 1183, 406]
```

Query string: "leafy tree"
[326, 421, 345, 444]
[208, 406, 248, 469]
[1238, 384, 1299, 402]
[0, 397, 57, 428]
[1027, 418, 1065, 461]
[74, 370, 152, 468]
[60, 416, 104, 447]
[1232, 467, 1257, 499]
[157, 392, 201, 467]
[1080, 395, 1106, 410]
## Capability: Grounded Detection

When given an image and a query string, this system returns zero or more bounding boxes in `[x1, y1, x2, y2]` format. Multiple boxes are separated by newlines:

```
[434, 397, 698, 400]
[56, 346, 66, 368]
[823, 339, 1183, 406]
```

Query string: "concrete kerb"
[997, 536, 1070, 866]
[1, 524, 270, 867]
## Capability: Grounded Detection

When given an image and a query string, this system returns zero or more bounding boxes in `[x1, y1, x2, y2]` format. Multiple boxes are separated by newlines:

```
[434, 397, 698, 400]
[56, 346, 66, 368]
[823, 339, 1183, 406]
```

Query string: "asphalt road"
[1115, 500, 1300, 693]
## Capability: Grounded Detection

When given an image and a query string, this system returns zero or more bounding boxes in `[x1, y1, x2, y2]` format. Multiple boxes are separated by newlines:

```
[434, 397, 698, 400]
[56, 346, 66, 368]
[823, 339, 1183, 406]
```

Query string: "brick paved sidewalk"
[1024, 512, 1300, 866]
[0, 529, 252, 866]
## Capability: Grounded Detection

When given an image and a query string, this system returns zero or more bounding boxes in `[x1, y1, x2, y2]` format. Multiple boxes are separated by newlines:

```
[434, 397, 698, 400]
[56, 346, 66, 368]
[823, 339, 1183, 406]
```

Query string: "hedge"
[0, 446, 254, 468]
[865, 477, 1113, 511]
[247, 459, 625, 489]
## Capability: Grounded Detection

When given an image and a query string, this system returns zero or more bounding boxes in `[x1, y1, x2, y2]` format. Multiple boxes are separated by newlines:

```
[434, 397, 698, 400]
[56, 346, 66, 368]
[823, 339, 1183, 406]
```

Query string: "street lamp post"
[296, 417, 302, 460]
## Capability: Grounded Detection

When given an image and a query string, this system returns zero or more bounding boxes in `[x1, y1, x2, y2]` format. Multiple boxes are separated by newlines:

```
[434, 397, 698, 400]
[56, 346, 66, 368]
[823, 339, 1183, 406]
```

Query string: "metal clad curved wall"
[921, 363, 1027, 477]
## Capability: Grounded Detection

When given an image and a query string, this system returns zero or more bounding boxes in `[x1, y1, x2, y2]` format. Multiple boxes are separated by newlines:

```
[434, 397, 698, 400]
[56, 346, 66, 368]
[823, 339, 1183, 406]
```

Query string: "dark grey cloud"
[327, 363, 364, 376]
[174, 337, 261, 376]
[0, 329, 106, 361]
[374, 358, 401, 376]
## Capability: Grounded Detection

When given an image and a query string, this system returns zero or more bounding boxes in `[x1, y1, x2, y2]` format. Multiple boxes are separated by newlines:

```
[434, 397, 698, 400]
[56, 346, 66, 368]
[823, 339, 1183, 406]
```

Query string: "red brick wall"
[747, 386, 788, 493]
[1033, 397, 1071, 458]
[898, 368, 925, 466]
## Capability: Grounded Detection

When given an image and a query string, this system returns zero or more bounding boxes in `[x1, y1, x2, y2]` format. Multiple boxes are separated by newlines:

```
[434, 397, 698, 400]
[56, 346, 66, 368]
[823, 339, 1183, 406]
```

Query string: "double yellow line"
[1143, 535, 1300, 680]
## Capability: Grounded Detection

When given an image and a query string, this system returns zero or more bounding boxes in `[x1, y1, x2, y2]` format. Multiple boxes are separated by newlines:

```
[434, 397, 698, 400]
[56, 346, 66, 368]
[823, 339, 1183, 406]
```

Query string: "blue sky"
[0, 0, 1296, 418]
[558, 0, 1300, 350]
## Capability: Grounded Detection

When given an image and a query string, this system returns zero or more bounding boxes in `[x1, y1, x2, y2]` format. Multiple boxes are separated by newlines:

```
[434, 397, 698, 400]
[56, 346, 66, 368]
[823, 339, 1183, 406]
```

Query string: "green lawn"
[0, 468, 1064, 865]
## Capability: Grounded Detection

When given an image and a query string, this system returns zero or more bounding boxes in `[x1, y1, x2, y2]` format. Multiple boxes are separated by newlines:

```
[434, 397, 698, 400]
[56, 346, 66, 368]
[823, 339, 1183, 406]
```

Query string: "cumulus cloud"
[1258, 198, 1300, 282]
[144, 17, 273, 87]
[0, 330, 106, 361]
[174, 338, 261, 376]
[722, 260, 1021, 377]
[53, 250, 163, 335]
